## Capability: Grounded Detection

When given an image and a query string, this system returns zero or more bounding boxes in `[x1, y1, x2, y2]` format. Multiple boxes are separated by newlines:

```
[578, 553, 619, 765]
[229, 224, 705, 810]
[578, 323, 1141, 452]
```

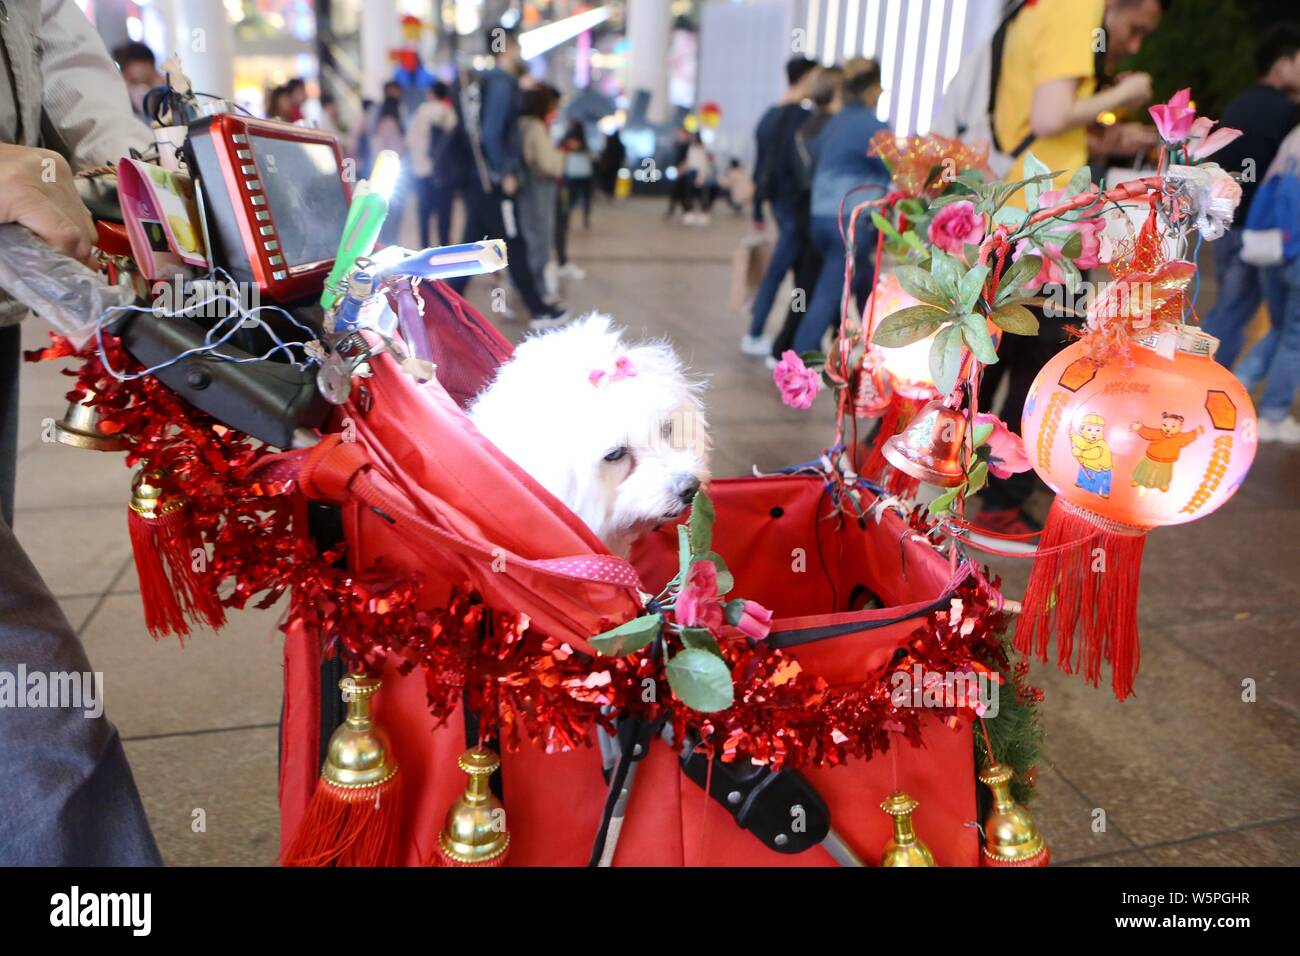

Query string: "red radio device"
[185, 114, 352, 303]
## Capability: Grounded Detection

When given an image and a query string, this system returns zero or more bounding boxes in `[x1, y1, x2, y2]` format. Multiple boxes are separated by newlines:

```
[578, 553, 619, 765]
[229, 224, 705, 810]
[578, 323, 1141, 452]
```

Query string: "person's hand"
[1130, 422, 1142, 431]
[1111, 72, 1153, 110]
[0, 144, 96, 262]
[500, 173, 519, 196]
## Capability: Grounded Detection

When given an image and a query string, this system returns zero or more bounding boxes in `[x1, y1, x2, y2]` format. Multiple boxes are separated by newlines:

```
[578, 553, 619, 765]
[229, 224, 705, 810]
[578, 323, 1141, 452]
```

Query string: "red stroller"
[269, 279, 1005, 867]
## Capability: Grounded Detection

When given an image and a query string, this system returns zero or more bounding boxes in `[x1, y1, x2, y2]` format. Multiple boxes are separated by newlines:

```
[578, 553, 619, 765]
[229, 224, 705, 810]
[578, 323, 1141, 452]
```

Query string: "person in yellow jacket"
[1070, 414, 1114, 498]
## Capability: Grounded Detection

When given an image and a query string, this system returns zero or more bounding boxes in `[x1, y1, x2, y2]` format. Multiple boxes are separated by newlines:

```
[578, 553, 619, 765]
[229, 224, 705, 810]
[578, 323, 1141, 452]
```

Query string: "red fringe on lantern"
[281, 776, 403, 867]
[981, 844, 1051, 867]
[127, 505, 225, 640]
[1014, 498, 1147, 700]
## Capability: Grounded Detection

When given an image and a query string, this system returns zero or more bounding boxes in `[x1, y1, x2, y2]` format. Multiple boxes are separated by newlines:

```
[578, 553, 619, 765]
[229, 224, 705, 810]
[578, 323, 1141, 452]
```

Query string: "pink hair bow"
[588, 355, 637, 388]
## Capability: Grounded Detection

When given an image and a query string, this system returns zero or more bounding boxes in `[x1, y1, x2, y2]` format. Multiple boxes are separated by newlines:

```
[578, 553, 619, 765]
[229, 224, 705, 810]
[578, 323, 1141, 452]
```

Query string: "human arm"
[38, 0, 154, 169]
[1028, 72, 1153, 141]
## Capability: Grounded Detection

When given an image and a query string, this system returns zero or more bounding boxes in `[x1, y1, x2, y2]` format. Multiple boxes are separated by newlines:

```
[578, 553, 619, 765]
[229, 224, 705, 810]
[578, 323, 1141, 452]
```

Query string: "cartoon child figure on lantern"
[1128, 412, 1203, 493]
[1069, 414, 1113, 498]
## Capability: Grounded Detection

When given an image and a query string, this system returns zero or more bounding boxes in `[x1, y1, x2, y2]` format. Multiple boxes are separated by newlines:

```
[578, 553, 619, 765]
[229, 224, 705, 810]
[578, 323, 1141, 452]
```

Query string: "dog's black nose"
[674, 475, 701, 504]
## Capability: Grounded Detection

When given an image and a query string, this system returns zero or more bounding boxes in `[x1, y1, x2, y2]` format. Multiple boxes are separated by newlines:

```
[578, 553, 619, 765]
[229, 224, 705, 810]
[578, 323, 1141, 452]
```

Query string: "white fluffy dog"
[469, 314, 710, 556]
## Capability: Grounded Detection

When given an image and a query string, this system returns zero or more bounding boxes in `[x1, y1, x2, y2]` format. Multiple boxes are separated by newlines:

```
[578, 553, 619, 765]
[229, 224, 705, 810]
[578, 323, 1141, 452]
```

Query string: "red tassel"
[860, 396, 923, 498]
[1015, 498, 1147, 699]
[282, 775, 403, 866]
[128, 477, 225, 640]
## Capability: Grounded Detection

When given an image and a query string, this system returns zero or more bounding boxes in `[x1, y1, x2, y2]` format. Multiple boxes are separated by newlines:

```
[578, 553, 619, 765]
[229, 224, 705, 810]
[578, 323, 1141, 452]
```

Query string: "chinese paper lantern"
[1018, 326, 1256, 698]
[863, 271, 940, 401]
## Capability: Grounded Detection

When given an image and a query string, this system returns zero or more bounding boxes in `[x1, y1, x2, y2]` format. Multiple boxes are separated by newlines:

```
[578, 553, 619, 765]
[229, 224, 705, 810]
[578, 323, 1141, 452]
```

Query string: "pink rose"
[734, 599, 773, 641]
[1186, 115, 1242, 161]
[773, 350, 821, 409]
[676, 560, 724, 632]
[974, 412, 1032, 479]
[926, 200, 985, 255]
[1149, 87, 1196, 144]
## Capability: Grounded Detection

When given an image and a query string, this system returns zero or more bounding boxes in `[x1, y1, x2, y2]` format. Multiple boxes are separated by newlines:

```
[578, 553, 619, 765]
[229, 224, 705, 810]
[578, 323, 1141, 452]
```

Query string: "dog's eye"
[603, 446, 629, 463]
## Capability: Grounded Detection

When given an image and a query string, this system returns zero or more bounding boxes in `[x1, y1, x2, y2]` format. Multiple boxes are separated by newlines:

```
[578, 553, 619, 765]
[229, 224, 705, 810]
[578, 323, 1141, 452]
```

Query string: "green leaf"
[929, 323, 966, 395]
[1021, 150, 1051, 207]
[724, 598, 746, 626]
[960, 313, 999, 365]
[988, 302, 1040, 335]
[898, 197, 927, 218]
[702, 551, 735, 596]
[799, 350, 827, 366]
[679, 627, 723, 656]
[870, 210, 902, 242]
[901, 230, 928, 253]
[957, 264, 990, 313]
[1060, 230, 1083, 261]
[927, 484, 962, 516]
[893, 265, 951, 309]
[590, 613, 662, 656]
[972, 421, 995, 447]
[872, 304, 947, 347]
[677, 524, 691, 582]
[965, 459, 989, 494]
[1064, 166, 1092, 199]
[995, 255, 1044, 304]
[665, 647, 735, 713]
[688, 490, 714, 557]
[931, 250, 961, 301]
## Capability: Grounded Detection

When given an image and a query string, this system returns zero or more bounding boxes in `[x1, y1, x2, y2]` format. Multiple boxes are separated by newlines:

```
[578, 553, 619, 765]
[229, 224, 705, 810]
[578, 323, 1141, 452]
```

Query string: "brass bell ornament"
[881, 398, 967, 487]
[879, 791, 937, 867]
[434, 746, 511, 867]
[979, 763, 1050, 867]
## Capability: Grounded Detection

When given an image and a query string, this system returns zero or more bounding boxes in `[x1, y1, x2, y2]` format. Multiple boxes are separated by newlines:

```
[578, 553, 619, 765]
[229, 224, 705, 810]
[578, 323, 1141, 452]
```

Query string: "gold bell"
[436, 746, 510, 866]
[979, 764, 1049, 866]
[322, 673, 398, 789]
[881, 398, 967, 487]
[128, 469, 184, 521]
[55, 395, 125, 451]
[879, 791, 937, 866]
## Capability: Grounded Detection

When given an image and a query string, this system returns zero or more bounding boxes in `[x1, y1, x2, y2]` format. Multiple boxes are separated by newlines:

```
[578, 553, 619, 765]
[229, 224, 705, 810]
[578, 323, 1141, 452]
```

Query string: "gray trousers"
[0, 324, 161, 864]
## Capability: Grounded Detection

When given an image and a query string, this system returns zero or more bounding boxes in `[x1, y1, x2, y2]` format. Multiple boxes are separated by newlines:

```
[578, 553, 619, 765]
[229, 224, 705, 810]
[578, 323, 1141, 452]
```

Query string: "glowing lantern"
[699, 101, 722, 128]
[1017, 326, 1256, 698]
[863, 271, 940, 400]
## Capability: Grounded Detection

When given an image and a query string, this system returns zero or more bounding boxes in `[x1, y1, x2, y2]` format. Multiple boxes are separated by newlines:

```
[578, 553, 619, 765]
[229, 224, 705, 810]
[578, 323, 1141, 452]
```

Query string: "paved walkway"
[13, 197, 1298, 864]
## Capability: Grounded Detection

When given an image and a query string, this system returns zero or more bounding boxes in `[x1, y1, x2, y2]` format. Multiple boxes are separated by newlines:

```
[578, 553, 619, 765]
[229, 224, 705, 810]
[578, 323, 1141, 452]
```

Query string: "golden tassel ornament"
[282, 672, 403, 866]
[879, 791, 936, 867]
[128, 468, 224, 638]
[979, 763, 1050, 867]
[432, 746, 510, 867]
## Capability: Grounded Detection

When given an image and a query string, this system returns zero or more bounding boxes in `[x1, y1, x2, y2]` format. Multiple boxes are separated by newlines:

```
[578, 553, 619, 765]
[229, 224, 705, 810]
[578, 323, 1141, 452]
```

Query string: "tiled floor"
[13, 197, 1299, 865]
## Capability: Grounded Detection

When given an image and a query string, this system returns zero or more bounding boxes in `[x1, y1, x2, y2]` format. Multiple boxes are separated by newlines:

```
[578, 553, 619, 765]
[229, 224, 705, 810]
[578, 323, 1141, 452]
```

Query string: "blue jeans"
[792, 215, 877, 355]
[1202, 229, 1262, 369]
[749, 196, 801, 338]
[1237, 258, 1300, 421]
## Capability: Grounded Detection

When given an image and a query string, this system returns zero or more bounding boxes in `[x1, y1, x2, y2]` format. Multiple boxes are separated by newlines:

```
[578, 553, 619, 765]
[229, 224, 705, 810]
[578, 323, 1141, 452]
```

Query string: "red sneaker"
[971, 506, 1043, 536]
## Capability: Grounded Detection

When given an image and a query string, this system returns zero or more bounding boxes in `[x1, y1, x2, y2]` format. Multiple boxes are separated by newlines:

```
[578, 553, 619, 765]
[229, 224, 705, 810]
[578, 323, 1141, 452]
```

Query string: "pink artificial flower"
[734, 600, 773, 641]
[1185, 115, 1242, 161]
[974, 412, 1032, 478]
[675, 560, 724, 632]
[926, 200, 985, 255]
[1149, 87, 1197, 144]
[773, 350, 821, 409]
[1037, 188, 1105, 269]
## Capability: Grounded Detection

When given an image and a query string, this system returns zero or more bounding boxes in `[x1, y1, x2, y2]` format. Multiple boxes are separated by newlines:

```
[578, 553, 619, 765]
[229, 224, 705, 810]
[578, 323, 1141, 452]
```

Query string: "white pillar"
[155, 0, 235, 101]
[626, 0, 673, 124]
[360, 0, 403, 100]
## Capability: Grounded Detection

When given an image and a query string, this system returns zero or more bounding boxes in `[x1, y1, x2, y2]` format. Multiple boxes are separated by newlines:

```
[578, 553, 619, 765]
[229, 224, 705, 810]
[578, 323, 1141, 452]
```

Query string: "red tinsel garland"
[33, 334, 1023, 771]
